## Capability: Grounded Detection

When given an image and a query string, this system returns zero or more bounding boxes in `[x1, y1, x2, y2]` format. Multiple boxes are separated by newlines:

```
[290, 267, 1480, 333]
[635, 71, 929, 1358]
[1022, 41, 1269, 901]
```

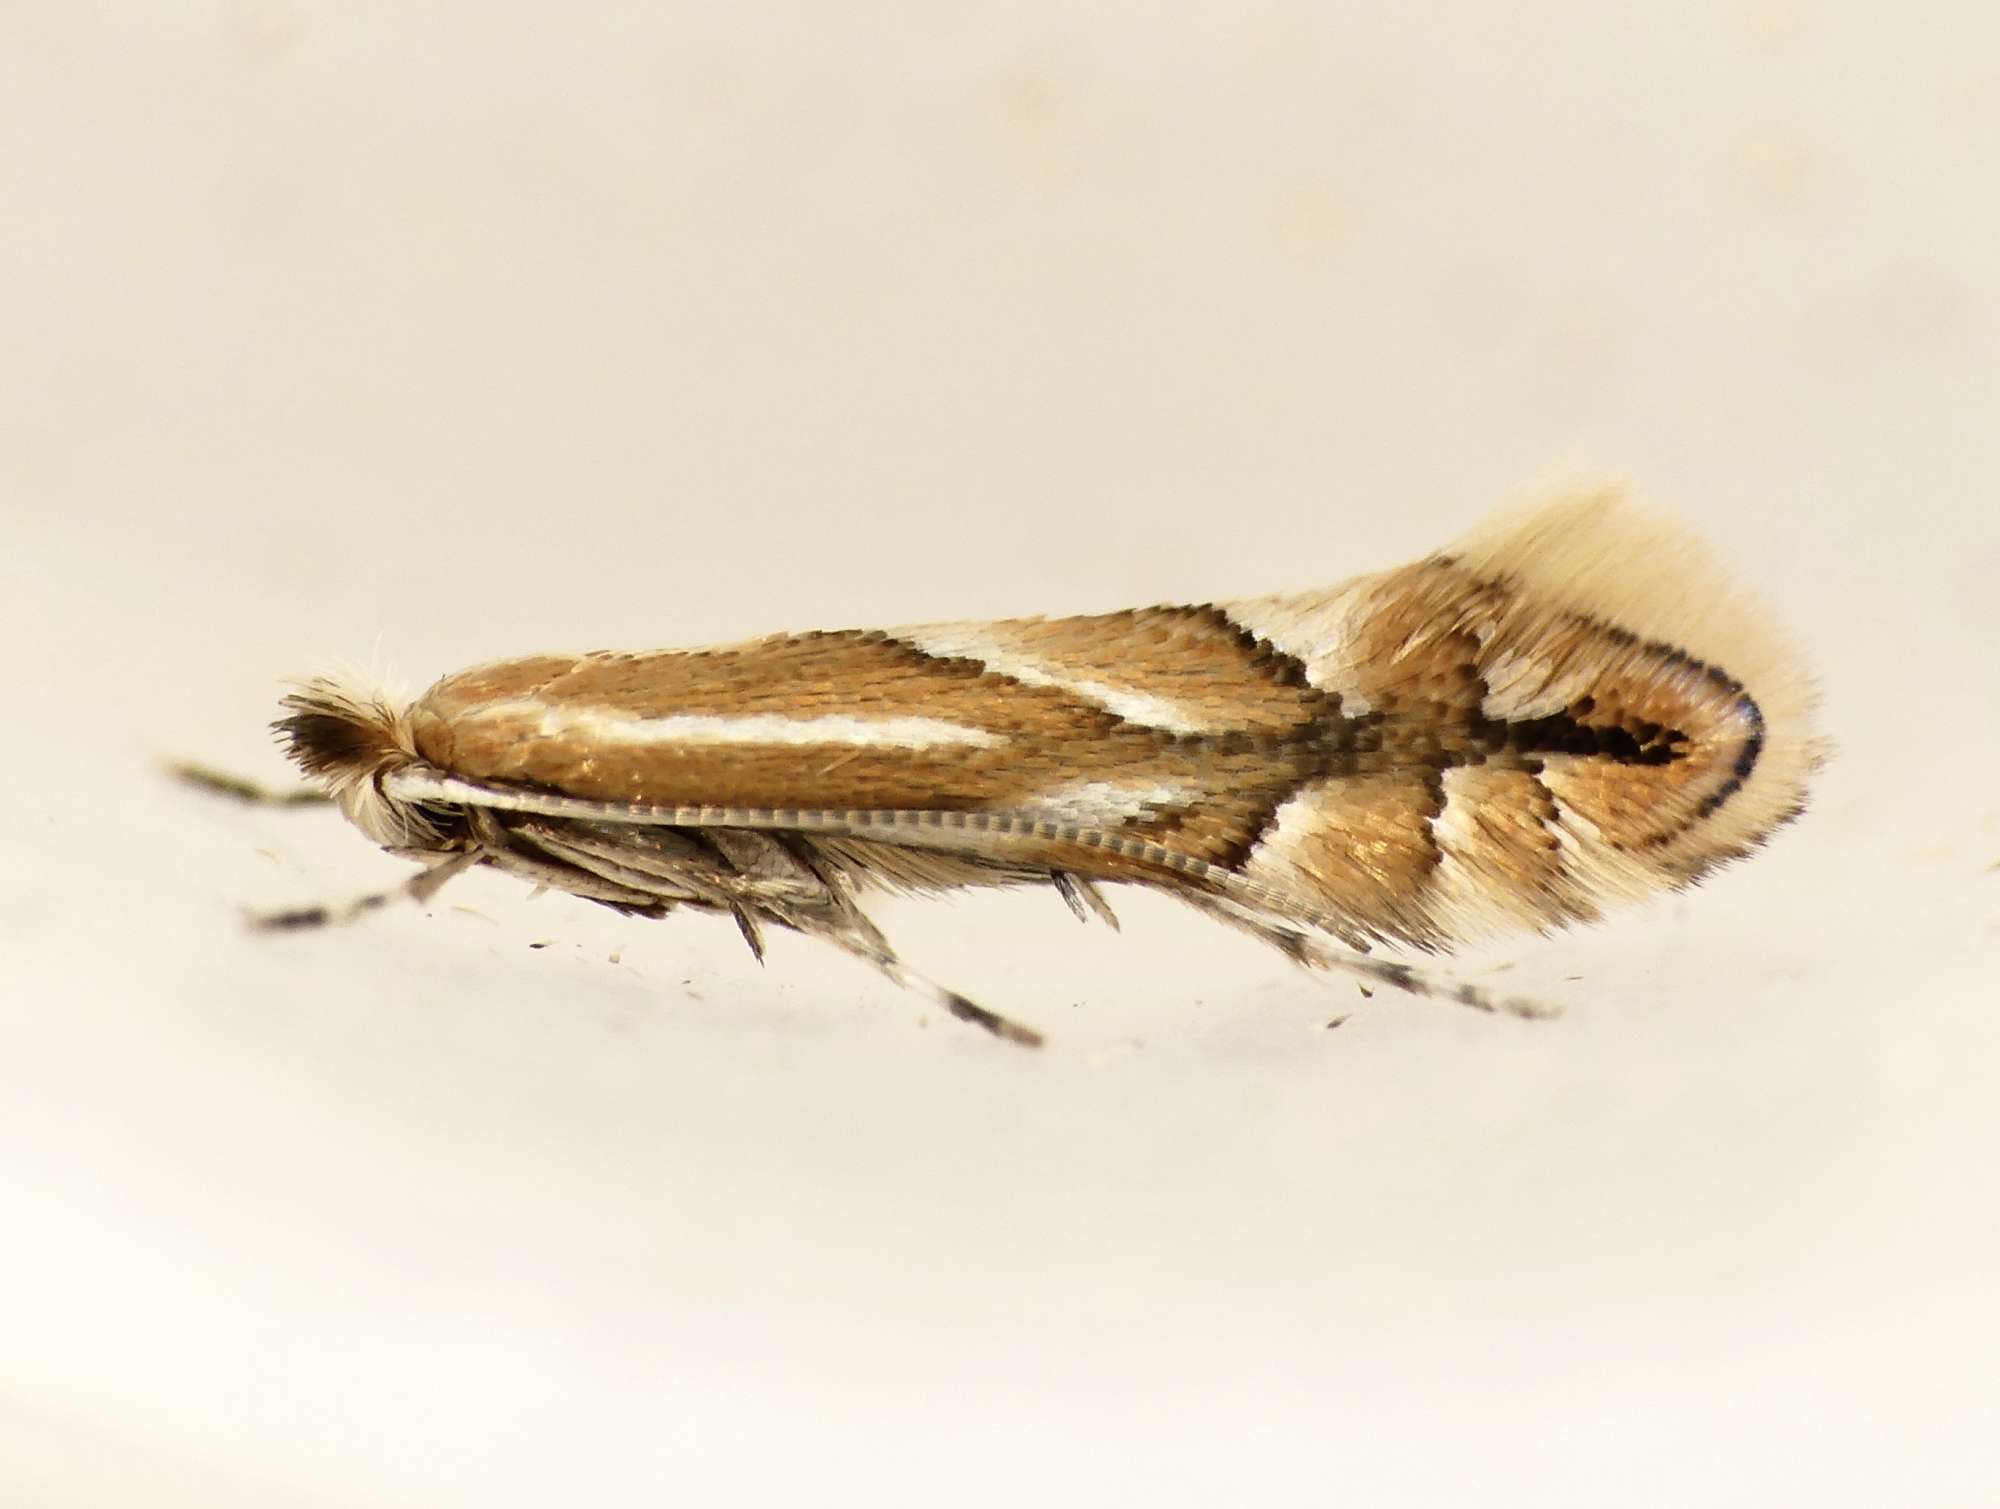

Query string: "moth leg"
[882, 961, 1045, 1048]
[1053, 872, 1121, 930]
[250, 848, 484, 931]
[1176, 892, 1341, 968]
[718, 849, 1038, 1047]
[706, 831, 830, 904]
[1180, 894, 1559, 1021]
[1309, 949, 1560, 1021]
[472, 843, 669, 910]
[512, 821, 816, 910]
[491, 818, 1043, 1046]
[730, 891, 1046, 1045]
[464, 813, 671, 909]
[754, 905, 1044, 1051]
[731, 906, 768, 963]
[167, 760, 330, 808]
[811, 923, 1045, 1048]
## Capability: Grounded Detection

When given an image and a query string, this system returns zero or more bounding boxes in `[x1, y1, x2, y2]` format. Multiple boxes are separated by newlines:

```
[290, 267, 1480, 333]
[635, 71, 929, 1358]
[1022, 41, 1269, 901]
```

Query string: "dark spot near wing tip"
[1500, 711, 1685, 766]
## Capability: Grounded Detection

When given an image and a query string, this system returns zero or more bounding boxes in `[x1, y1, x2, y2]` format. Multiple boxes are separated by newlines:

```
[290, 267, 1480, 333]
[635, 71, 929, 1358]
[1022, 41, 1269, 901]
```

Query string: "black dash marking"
[1488, 711, 1685, 766]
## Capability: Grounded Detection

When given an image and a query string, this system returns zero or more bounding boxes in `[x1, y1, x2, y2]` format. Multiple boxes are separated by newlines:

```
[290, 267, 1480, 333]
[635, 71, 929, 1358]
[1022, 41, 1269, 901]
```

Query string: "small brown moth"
[245, 489, 1820, 1047]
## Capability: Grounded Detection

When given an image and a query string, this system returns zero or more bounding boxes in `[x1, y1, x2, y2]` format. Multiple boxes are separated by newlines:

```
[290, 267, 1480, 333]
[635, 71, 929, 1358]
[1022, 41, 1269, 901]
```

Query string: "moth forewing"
[269, 488, 1821, 1044]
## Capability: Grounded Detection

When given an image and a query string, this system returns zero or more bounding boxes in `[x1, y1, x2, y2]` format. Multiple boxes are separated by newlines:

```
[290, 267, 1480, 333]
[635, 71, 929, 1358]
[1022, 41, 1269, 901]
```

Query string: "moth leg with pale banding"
[476, 806, 1048, 1044]
[205, 782, 1049, 1044]
[250, 848, 484, 932]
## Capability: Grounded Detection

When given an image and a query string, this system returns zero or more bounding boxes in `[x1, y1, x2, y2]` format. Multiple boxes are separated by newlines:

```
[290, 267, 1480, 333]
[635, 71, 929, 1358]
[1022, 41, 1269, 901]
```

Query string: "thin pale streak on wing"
[406, 623, 1339, 830]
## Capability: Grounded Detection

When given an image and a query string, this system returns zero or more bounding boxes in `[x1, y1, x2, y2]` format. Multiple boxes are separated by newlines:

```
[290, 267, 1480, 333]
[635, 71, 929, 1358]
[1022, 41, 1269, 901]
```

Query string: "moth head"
[274, 677, 455, 850]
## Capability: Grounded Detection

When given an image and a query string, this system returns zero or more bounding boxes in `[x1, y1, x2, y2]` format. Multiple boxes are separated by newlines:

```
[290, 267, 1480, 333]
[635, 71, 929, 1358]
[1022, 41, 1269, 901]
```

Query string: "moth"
[238, 490, 1820, 1047]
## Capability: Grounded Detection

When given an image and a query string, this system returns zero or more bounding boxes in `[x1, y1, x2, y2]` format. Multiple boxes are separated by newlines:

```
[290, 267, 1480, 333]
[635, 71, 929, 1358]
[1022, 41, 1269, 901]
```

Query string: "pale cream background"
[3, 3, 1996, 1505]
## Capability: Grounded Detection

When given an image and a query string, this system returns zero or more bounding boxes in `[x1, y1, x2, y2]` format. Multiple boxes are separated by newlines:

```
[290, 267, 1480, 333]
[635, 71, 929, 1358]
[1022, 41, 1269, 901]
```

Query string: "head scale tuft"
[273, 678, 444, 849]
